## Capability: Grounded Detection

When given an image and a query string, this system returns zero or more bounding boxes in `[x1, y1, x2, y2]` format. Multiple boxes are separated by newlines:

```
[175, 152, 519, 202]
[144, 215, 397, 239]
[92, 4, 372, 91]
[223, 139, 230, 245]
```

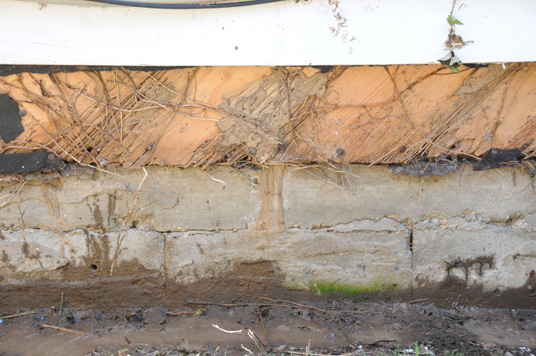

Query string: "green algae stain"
[307, 280, 397, 296]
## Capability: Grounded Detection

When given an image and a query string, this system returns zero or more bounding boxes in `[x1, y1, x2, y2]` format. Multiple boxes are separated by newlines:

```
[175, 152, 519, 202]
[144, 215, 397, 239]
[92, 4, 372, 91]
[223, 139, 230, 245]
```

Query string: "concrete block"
[109, 229, 164, 271]
[0, 227, 162, 280]
[166, 218, 412, 288]
[283, 165, 536, 228]
[130, 166, 260, 231]
[0, 175, 126, 232]
[514, 213, 536, 232]
[0, 228, 87, 274]
[413, 218, 536, 291]
[0, 166, 260, 232]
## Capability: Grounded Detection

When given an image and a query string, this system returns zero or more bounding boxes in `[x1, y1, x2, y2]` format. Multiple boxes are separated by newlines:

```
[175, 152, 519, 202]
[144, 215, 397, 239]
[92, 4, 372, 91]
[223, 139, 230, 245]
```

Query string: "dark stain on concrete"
[0, 94, 24, 143]
[167, 261, 290, 305]
[445, 255, 494, 281]
[1, 250, 8, 263]
[21, 242, 30, 257]
[107, 194, 116, 228]
[0, 258, 534, 313]
[412, 271, 536, 309]
[93, 204, 104, 232]
[21, 242, 40, 260]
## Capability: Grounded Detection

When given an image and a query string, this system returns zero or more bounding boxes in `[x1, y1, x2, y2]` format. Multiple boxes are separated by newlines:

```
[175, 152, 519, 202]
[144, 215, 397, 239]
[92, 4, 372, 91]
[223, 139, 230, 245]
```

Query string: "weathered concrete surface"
[2, 164, 534, 234]
[166, 218, 412, 288]
[283, 165, 536, 228]
[0, 228, 87, 276]
[111, 229, 163, 272]
[413, 217, 536, 292]
[0, 164, 535, 308]
[126, 167, 260, 232]
[0, 228, 163, 283]
[0, 166, 260, 232]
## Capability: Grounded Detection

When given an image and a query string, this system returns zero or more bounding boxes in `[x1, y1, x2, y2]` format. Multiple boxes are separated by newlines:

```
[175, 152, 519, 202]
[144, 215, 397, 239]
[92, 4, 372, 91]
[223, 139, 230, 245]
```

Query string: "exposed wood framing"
[1, 64, 535, 168]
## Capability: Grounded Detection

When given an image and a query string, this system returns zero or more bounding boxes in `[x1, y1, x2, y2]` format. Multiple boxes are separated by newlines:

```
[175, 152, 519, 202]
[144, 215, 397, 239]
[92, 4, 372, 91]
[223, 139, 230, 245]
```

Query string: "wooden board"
[1, 64, 535, 168]
[2, 0, 536, 66]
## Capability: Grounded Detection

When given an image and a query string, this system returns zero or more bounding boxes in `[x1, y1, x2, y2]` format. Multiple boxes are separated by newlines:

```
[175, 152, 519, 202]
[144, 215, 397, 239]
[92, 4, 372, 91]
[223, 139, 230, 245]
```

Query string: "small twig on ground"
[212, 324, 245, 334]
[59, 292, 64, 314]
[273, 348, 369, 356]
[40, 324, 85, 335]
[520, 339, 536, 344]
[256, 308, 269, 345]
[258, 297, 327, 313]
[241, 344, 254, 355]
[0, 311, 37, 319]
[166, 309, 205, 316]
[409, 297, 430, 304]
[213, 325, 265, 353]
[187, 301, 254, 307]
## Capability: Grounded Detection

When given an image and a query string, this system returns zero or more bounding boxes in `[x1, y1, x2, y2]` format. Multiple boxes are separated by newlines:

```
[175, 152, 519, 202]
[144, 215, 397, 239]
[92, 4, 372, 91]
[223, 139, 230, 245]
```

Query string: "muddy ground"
[0, 299, 534, 356]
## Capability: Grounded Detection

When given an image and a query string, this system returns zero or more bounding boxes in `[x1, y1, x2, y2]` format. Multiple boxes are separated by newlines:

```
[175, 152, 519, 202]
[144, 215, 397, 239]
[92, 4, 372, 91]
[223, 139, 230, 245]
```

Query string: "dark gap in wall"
[0, 151, 64, 175]
[409, 228, 414, 254]
[389, 158, 459, 176]
[473, 148, 523, 171]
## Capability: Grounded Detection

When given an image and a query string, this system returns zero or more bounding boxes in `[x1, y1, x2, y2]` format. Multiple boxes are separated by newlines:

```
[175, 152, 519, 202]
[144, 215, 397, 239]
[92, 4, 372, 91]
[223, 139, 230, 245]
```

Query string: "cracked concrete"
[165, 221, 412, 288]
[283, 165, 536, 228]
[0, 229, 87, 276]
[0, 164, 535, 305]
[413, 216, 536, 292]
[0, 166, 260, 232]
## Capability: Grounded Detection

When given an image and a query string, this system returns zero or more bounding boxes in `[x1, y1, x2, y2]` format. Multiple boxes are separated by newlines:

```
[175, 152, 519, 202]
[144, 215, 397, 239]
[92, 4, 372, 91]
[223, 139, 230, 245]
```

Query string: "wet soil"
[0, 300, 534, 356]
[1, 255, 535, 313]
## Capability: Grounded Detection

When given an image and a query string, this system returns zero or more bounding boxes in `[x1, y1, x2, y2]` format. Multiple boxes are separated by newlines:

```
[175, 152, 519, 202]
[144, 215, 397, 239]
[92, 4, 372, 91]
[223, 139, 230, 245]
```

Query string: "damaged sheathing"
[0, 63, 535, 169]
[212, 68, 329, 163]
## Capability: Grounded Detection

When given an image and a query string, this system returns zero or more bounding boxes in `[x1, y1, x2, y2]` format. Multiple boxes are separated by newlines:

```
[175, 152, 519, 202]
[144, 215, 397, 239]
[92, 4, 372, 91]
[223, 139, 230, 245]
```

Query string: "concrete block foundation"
[0, 164, 535, 310]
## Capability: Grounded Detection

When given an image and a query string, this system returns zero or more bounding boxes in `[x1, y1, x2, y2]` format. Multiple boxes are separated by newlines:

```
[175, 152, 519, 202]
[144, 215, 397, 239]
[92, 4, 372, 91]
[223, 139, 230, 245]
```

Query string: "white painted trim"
[2, 0, 536, 66]
[16, 0, 279, 5]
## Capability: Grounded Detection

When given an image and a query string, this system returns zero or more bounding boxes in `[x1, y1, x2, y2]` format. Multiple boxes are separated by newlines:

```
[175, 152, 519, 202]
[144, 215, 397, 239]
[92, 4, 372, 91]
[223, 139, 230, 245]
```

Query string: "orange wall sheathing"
[0, 64, 535, 168]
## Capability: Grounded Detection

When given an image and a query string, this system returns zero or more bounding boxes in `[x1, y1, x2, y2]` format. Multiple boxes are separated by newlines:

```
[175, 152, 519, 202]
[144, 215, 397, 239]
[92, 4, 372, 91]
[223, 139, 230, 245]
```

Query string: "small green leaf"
[448, 63, 461, 72]
[447, 15, 463, 26]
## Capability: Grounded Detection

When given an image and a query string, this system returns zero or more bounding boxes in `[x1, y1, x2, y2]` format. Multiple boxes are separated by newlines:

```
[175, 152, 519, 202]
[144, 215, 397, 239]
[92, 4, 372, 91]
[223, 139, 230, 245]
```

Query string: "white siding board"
[1, 0, 535, 66]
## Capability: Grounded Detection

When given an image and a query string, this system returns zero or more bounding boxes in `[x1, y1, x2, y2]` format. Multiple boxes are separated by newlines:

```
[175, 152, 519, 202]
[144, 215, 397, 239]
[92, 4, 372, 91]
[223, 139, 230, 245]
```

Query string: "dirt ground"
[0, 299, 535, 356]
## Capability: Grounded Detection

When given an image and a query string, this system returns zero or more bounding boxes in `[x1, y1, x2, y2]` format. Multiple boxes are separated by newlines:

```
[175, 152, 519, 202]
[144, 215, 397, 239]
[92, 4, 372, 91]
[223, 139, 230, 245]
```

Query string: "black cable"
[83, 0, 288, 9]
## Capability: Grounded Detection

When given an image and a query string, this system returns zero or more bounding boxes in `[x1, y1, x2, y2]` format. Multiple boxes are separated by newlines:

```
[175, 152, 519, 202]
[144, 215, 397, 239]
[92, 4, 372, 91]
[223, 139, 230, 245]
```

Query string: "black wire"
[83, 0, 288, 9]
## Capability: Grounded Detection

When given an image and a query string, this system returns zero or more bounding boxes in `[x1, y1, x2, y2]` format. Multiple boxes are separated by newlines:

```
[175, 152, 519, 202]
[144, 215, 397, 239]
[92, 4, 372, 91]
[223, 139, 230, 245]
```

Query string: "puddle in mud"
[0, 300, 535, 356]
